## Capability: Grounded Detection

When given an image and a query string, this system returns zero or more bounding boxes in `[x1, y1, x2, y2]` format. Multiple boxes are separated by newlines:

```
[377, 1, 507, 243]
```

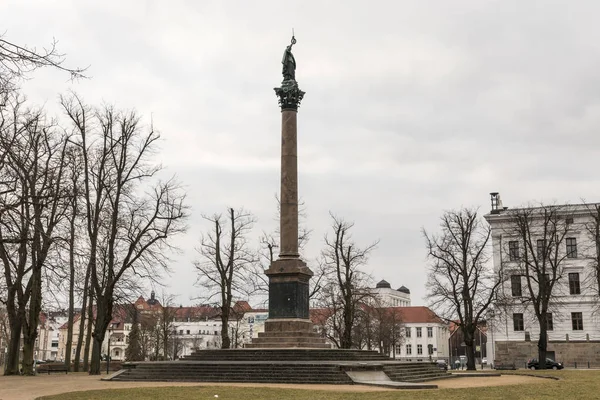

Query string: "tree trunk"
[21, 269, 43, 376]
[220, 306, 230, 349]
[82, 288, 94, 371]
[21, 333, 35, 375]
[89, 295, 112, 375]
[73, 261, 91, 372]
[64, 208, 77, 371]
[464, 340, 476, 370]
[89, 335, 103, 375]
[537, 317, 548, 370]
[341, 299, 353, 349]
[4, 320, 21, 375]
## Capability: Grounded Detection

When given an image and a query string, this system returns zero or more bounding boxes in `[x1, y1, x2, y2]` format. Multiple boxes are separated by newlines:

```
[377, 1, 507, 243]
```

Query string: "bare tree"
[156, 293, 178, 360]
[318, 213, 378, 349]
[0, 95, 70, 375]
[194, 208, 256, 349]
[424, 208, 500, 371]
[501, 205, 572, 369]
[61, 94, 187, 374]
[62, 144, 83, 371]
[139, 312, 157, 360]
[0, 33, 87, 100]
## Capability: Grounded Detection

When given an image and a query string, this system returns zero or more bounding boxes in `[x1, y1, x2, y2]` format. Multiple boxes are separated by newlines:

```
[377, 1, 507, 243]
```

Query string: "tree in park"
[0, 96, 71, 375]
[61, 94, 188, 374]
[424, 208, 501, 371]
[317, 214, 378, 349]
[194, 208, 256, 349]
[125, 311, 143, 362]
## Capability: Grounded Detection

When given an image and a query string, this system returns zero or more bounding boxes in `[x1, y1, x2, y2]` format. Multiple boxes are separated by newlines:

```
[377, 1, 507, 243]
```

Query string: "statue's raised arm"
[281, 36, 297, 81]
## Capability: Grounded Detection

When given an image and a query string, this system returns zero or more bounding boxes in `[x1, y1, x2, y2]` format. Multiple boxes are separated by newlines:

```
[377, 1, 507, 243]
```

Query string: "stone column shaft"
[279, 109, 299, 258]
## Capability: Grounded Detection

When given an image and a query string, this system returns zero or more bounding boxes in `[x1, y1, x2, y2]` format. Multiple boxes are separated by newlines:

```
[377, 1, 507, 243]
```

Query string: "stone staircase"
[383, 362, 450, 382]
[111, 349, 450, 385]
[113, 361, 353, 384]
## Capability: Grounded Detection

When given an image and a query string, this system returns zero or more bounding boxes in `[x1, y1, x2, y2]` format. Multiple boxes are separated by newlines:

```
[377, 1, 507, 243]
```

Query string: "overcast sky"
[3, 0, 600, 307]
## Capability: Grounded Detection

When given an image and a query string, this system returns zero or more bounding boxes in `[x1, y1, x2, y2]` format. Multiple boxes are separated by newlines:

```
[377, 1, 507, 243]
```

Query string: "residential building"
[393, 306, 450, 362]
[485, 193, 600, 366]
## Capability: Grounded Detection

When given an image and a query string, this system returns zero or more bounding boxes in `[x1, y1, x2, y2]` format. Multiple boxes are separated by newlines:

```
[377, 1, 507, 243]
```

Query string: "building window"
[115, 350, 120, 357]
[417, 344, 423, 355]
[511, 275, 522, 297]
[427, 327, 433, 338]
[571, 312, 584, 330]
[569, 273, 581, 295]
[416, 327, 422, 338]
[546, 313, 553, 331]
[395, 345, 401, 355]
[513, 313, 524, 331]
[508, 241, 520, 261]
[405, 327, 411, 338]
[179, 329, 183, 335]
[406, 344, 412, 355]
[537, 239, 546, 260]
[566, 238, 577, 258]
[186, 330, 190, 335]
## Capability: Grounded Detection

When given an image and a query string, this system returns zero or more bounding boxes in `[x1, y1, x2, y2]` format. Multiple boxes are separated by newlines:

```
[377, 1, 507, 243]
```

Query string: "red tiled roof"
[309, 308, 334, 326]
[388, 306, 445, 324]
[233, 301, 252, 313]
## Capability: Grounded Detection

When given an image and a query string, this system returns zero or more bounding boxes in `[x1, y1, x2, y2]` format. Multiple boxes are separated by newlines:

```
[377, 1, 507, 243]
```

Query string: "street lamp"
[106, 328, 112, 375]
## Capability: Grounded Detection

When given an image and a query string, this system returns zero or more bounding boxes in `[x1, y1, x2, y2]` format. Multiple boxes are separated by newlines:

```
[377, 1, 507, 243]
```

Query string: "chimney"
[490, 192, 503, 214]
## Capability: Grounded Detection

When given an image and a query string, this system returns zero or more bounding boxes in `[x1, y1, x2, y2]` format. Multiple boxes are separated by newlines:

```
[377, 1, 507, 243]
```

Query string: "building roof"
[388, 306, 445, 324]
[397, 285, 410, 294]
[309, 308, 334, 326]
[376, 279, 391, 289]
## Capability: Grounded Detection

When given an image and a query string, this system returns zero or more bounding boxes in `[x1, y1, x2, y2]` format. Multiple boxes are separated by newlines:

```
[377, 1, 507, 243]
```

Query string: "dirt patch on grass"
[432, 374, 550, 389]
[0, 373, 388, 400]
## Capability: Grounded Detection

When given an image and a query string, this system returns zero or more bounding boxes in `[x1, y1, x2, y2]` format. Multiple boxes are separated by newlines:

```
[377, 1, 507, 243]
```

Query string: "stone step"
[249, 336, 328, 344]
[257, 331, 324, 338]
[244, 342, 332, 349]
[184, 349, 388, 361]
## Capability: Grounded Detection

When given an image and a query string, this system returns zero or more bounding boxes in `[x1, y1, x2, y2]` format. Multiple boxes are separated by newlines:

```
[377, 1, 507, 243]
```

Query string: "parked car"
[436, 360, 448, 371]
[527, 358, 564, 370]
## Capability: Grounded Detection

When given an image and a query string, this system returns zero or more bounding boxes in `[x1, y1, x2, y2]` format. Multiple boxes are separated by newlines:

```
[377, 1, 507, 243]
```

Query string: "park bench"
[43, 363, 69, 374]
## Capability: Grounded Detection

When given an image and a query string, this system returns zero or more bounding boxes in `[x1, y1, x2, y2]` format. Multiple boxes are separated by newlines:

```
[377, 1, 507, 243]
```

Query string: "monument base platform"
[111, 349, 448, 386]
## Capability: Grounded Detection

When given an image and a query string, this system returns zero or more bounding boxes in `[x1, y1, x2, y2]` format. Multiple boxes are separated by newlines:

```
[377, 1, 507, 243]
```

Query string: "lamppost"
[106, 328, 112, 375]
[487, 309, 495, 367]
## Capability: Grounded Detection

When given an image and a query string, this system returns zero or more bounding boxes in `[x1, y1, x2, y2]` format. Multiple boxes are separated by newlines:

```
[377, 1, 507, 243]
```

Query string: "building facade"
[485, 194, 600, 367]
[373, 280, 411, 307]
[393, 306, 450, 362]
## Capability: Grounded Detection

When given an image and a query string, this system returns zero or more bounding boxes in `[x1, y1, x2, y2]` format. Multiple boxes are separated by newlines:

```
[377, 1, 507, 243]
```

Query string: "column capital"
[274, 79, 305, 111]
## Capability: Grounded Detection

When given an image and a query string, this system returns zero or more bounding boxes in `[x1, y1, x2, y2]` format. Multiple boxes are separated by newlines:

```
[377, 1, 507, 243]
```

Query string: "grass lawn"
[37, 370, 600, 400]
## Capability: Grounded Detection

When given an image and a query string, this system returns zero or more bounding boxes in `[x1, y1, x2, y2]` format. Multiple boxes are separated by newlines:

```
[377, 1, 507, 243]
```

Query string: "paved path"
[0, 372, 547, 400]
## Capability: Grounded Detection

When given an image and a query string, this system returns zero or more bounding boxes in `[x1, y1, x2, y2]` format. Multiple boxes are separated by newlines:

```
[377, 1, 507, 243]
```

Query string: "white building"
[392, 306, 450, 361]
[485, 193, 600, 366]
[373, 279, 411, 307]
